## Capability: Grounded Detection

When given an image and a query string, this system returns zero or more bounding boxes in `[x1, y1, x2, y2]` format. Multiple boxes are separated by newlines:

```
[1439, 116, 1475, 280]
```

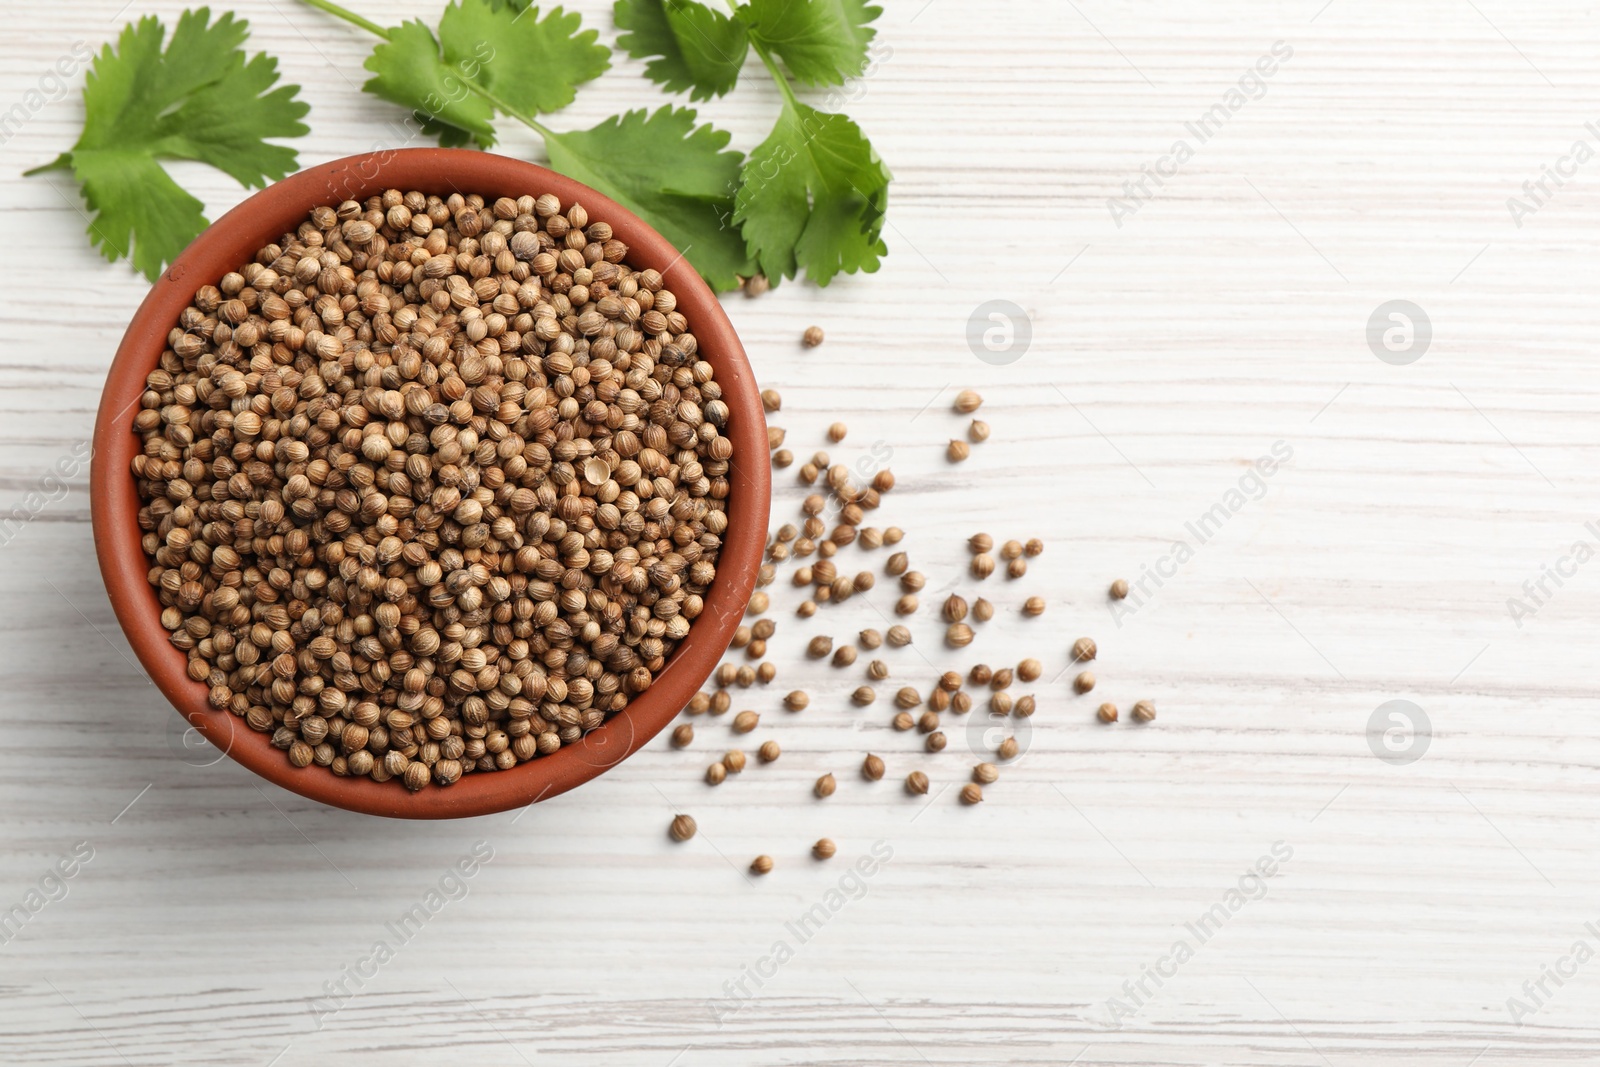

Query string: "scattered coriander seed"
[773, 449, 794, 468]
[1014, 695, 1036, 718]
[1073, 637, 1098, 662]
[1075, 671, 1097, 694]
[808, 635, 834, 658]
[886, 625, 913, 647]
[946, 623, 975, 648]
[716, 664, 738, 687]
[853, 571, 875, 592]
[943, 594, 969, 623]
[929, 688, 951, 712]
[797, 600, 817, 618]
[670, 814, 698, 842]
[725, 750, 748, 773]
[939, 671, 963, 693]
[768, 542, 790, 562]
[812, 560, 837, 586]
[859, 628, 883, 650]
[900, 570, 926, 593]
[733, 711, 760, 735]
[968, 533, 994, 554]
[784, 691, 810, 712]
[1018, 658, 1042, 683]
[918, 710, 941, 733]
[859, 527, 884, 549]
[758, 740, 781, 763]
[711, 692, 732, 715]
[852, 685, 877, 706]
[905, 771, 930, 795]
[872, 469, 895, 492]
[815, 772, 837, 798]
[991, 668, 1014, 690]
[744, 273, 771, 297]
[802, 325, 825, 347]
[813, 838, 837, 860]
[998, 737, 1020, 760]
[833, 646, 858, 668]
[1000, 540, 1023, 561]
[969, 419, 991, 443]
[753, 620, 777, 641]
[884, 527, 905, 545]
[947, 439, 970, 462]
[895, 686, 922, 709]
[892, 711, 915, 731]
[830, 576, 855, 601]
[736, 666, 757, 686]
[794, 539, 817, 558]
[762, 389, 783, 412]
[812, 451, 831, 468]
[1023, 596, 1046, 617]
[1133, 700, 1157, 723]
[672, 724, 695, 748]
[972, 598, 994, 622]
[828, 422, 848, 443]
[952, 691, 973, 714]
[799, 462, 820, 484]
[689, 692, 712, 715]
[1110, 578, 1129, 599]
[862, 753, 886, 781]
[1024, 538, 1044, 557]
[707, 762, 728, 785]
[973, 762, 999, 785]
[768, 426, 786, 449]
[1097, 702, 1118, 723]
[971, 554, 995, 579]
[960, 783, 984, 805]
[970, 664, 993, 686]
[757, 663, 777, 684]
[925, 731, 948, 752]
[991, 692, 1013, 715]
[748, 592, 770, 615]
[818, 541, 838, 558]
[758, 563, 778, 587]
[955, 389, 983, 414]
[895, 594, 920, 615]
[867, 659, 890, 680]
[1006, 557, 1027, 579]
[751, 855, 774, 875]
[886, 552, 909, 576]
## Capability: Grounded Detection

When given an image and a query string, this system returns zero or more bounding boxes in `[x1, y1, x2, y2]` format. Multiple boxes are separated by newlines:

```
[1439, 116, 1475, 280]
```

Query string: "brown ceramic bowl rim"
[91, 149, 769, 819]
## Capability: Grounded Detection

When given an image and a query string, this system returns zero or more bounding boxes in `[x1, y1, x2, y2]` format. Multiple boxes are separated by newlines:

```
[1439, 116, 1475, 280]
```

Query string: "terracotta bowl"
[91, 149, 769, 819]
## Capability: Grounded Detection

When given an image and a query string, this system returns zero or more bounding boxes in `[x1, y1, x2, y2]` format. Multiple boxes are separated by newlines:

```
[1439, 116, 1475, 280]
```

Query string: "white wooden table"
[4, 1, 1599, 1062]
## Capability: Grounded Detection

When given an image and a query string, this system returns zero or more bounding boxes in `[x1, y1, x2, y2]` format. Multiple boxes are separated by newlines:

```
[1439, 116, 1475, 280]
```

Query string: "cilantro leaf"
[740, 0, 879, 87]
[364, 2, 609, 149]
[734, 101, 888, 285]
[542, 106, 754, 290]
[614, 0, 748, 101]
[29, 8, 309, 280]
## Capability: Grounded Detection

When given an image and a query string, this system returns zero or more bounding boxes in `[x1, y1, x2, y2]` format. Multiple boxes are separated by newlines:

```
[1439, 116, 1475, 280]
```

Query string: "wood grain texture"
[3, 0, 1600, 1063]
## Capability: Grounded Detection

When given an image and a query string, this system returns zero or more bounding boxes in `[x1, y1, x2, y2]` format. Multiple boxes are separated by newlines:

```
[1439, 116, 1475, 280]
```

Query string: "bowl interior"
[91, 149, 769, 819]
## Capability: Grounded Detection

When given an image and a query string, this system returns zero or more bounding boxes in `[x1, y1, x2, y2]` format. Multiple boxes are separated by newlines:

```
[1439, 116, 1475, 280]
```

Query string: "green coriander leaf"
[614, 0, 747, 101]
[542, 106, 754, 290]
[438, 2, 611, 118]
[734, 101, 888, 285]
[31, 8, 309, 280]
[740, 0, 879, 87]
[362, 19, 497, 147]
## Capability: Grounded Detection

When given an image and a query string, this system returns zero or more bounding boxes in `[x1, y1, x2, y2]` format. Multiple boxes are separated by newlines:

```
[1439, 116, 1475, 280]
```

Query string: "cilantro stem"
[296, 0, 390, 40]
[719, 0, 801, 112]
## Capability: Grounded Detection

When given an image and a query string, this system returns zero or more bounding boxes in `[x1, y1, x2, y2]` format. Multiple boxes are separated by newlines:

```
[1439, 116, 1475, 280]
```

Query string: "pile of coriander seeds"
[132, 188, 732, 791]
[668, 380, 1158, 873]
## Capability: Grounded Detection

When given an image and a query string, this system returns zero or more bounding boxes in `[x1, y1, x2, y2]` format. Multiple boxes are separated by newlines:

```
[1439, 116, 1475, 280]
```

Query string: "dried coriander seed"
[808, 635, 834, 658]
[973, 598, 994, 622]
[884, 527, 905, 545]
[736, 666, 756, 687]
[972, 763, 999, 786]
[731, 626, 751, 650]
[1097, 702, 1118, 723]
[969, 419, 990, 443]
[724, 749, 748, 773]
[852, 686, 877, 706]
[751, 855, 774, 875]
[943, 594, 969, 623]
[905, 771, 930, 795]
[672, 724, 695, 748]
[997, 737, 1020, 760]
[815, 772, 837, 798]
[1073, 637, 1098, 662]
[785, 690, 810, 712]
[867, 659, 890, 680]
[862, 753, 886, 780]
[1014, 695, 1036, 718]
[900, 570, 926, 592]
[991, 668, 1014, 690]
[947, 439, 970, 462]
[895, 686, 922, 709]
[872, 469, 895, 492]
[762, 388, 782, 412]
[853, 571, 874, 592]
[960, 783, 984, 805]
[859, 527, 884, 549]
[1074, 671, 1096, 695]
[745, 274, 771, 297]
[929, 688, 951, 712]
[971, 554, 995, 579]
[688, 693, 712, 715]
[886, 552, 909, 576]
[797, 600, 818, 617]
[1017, 658, 1042, 682]
[833, 646, 858, 668]
[732, 710, 760, 733]
[758, 740, 781, 763]
[670, 814, 698, 842]
[952, 691, 973, 714]
[802, 325, 825, 347]
[895, 594, 920, 615]
[799, 462, 820, 484]
[892, 711, 915, 731]
[968, 533, 994, 554]
[717, 664, 738, 687]
[886, 625, 913, 647]
[1024, 538, 1044, 557]
[925, 731, 947, 752]
[918, 710, 941, 733]
[991, 692, 1013, 715]
[813, 838, 837, 860]
[1110, 578, 1129, 599]
[1133, 700, 1157, 723]
[859, 628, 883, 650]
[1000, 540, 1023, 561]
[707, 762, 728, 785]
[946, 623, 975, 648]
[773, 449, 794, 468]
[757, 663, 777, 684]
[1006, 557, 1027, 579]
[711, 692, 733, 715]
[1023, 597, 1046, 616]
[954, 389, 983, 414]
[939, 671, 963, 692]
[828, 422, 848, 442]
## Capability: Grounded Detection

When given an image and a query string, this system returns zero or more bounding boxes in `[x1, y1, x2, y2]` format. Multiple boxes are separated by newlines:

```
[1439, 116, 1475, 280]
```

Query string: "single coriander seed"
[925, 731, 947, 752]
[1014, 695, 1036, 718]
[971, 554, 995, 579]
[1097, 702, 1118, 723]
[757, 663, 777, 684]
[724, 750, 748, 773]
[670, 814, 697, 842]
[943, 594, 969, 623]
[707, 762, 728, 785]
[973, 762, 999, 785]
[852, 686, 877, 706]
[815, 772, 837, 798]
[892, 711, 915, 731]
[867, 659, 890, 680]
[973, 598, 994, 622]
[862, 753, 885, 781]
[751, 854, 774, 875]
[886, 552, 909, 576]
[758, 740, 781, 762]
[1110, 578, 1129, 599]
[991, 668, 1014, 690]
[732, 711, 759, 734]
[1018, 658, 1042, 682]
[918, 710, 940, 733]
[954, 389, 983, 414]
[1007, 557, 1027, 579]
[761, 389, 782, 412]
[813, 839, 837, 860]
[895, 686, 922, 709]
[1073, 637, 1098, 662]
[802, 325, 824, 347]
[1023, 596, 1046, 617]
[1024, 538, 1044, 557]
[997, 737, 1020, 760]
[833, 646, 858, 668]
[969, 419, 990, 443]
[883, 527, 905, 545]
[906, 771, 930, 795]
[968, 533, 994, 554]
[947, 439, 970, 462]
[960, 783, 984, 805]
[946, 623, 975, 648]
[886, 625, 913, 647]
[970, 664, 993, 686]
[827, 422, 848, 443]
[1074, 671, 1096, 695]
[785, 690, 810, 712]
[671, 723, 694, 748]
[895, 594, 919, 615]
[808, 635, 833, 658]
[859, 628, 883, 650]
[1133, 700, 1157, 723]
